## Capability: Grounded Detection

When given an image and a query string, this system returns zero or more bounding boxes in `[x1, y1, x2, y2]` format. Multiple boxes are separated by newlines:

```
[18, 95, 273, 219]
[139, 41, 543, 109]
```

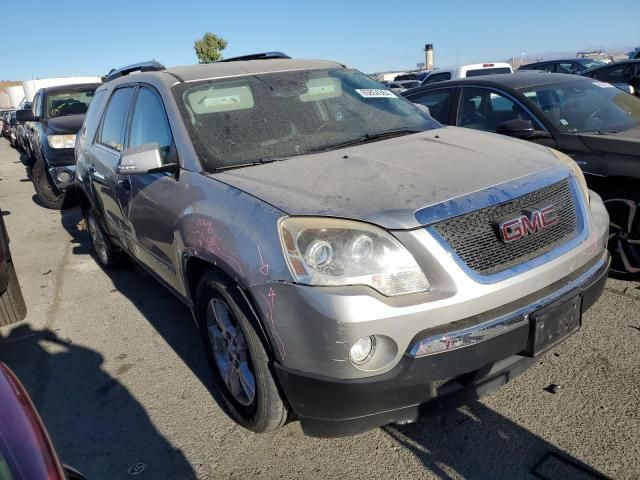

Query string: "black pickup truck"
[17, 83, 101, 209]
[0, 208, 26, 327]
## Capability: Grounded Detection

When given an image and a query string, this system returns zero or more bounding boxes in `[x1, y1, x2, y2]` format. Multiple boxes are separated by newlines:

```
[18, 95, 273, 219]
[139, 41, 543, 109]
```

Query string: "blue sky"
[1, 0, 638, 80]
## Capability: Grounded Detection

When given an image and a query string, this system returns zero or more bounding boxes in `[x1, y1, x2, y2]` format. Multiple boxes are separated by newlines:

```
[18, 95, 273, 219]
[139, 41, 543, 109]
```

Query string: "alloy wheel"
[604, 198, 640, 277]
[87, 213, 110, 266]
[206, 298, 256, 406]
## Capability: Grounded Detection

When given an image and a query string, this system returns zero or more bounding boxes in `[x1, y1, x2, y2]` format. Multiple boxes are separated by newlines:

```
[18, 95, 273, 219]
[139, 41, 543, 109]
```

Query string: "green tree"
[194, 32, 228, 64]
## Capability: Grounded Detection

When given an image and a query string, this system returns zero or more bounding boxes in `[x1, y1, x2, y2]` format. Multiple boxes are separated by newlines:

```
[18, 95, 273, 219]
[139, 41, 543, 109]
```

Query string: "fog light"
[57, 170, 72, 183]
[349, 336, 375, 365]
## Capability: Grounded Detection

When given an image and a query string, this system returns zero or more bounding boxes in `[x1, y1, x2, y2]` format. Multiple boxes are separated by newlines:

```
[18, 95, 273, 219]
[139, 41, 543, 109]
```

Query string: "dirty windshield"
[174, 68, 438, 171]
[46, 90, 95, 119]
[520, 79, 640, 134]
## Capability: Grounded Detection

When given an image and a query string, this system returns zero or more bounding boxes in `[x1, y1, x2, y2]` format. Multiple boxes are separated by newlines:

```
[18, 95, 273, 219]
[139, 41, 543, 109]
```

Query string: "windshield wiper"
[213, 157, 283, 172]
[583, 129, 621, 135]
[323, 128, 425, 151]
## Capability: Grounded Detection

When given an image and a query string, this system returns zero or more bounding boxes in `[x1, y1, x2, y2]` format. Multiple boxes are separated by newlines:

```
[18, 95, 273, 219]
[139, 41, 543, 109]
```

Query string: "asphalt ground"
[0, 139, 638, 479]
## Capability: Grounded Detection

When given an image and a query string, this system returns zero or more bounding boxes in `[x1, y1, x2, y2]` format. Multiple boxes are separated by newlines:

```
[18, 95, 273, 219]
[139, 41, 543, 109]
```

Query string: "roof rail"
[106, 60, 166, 82]
[219, 52, 291, 63]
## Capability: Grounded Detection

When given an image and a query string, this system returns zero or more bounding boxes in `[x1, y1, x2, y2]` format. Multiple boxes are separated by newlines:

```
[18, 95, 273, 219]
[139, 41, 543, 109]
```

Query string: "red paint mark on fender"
[258, 288, 285, 359]
[257, 245, 269, 276]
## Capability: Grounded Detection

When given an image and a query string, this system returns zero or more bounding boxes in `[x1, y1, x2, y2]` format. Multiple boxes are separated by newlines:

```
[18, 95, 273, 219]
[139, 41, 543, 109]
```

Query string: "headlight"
[48, 134, 76, 149]
[279, 217, 430, 296]
[547, 147, 589, 202]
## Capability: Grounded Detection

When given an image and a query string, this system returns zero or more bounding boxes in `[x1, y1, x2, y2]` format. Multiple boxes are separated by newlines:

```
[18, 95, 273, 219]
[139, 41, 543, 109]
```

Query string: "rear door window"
[406, 88, 455, 124]
[424, 72, 451, 84]
[97, 87, 135, 152]
[465, 67, 512, 77]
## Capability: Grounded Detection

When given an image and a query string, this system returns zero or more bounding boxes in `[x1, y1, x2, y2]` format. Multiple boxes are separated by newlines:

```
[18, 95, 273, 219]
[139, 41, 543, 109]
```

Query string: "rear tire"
[601, 185, 640, 281]
[196, 271, 288, 433]
[32, 159, 77, 210]
[0, 261, 27, 327]
[84, 208, 126, 269]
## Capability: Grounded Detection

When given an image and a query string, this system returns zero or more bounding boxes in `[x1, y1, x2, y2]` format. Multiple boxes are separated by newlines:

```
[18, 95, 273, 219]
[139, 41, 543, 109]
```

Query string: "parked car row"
[520, 58, 640, 97]
[0, 51, 621, 441]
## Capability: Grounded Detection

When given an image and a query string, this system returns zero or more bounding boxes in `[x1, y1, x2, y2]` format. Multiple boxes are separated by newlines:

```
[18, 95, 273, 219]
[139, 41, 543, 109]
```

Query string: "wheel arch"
[183, 255, 276, 358]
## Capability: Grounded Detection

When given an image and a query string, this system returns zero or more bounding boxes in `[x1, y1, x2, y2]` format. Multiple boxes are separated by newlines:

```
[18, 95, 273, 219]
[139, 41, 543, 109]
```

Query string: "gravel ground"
[0, 139, 638, 479]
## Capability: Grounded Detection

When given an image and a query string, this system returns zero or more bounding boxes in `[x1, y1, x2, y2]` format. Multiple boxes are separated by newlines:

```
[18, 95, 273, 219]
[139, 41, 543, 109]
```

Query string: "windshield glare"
[46, 90, 94, 119]
[174, 68, 438, 171]
[520, 79, 640, 133]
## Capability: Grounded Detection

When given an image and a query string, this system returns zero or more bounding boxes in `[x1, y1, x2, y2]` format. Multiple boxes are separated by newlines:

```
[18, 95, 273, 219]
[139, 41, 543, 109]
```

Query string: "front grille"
[432, 180, 578, 275]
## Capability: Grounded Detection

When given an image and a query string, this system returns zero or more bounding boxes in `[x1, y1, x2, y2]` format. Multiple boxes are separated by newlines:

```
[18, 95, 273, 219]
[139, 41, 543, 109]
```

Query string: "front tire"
[31, 159, 77, 210]
[601, 186, 640, 280]
[196, 271, 288, 433]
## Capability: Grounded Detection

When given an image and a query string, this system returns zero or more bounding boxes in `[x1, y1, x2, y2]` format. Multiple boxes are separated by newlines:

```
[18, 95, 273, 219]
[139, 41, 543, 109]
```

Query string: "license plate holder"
[526, 295, 582, 357]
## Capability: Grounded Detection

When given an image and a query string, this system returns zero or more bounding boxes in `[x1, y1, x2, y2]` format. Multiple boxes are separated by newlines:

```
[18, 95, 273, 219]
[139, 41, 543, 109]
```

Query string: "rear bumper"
[275, 252, 609, 437]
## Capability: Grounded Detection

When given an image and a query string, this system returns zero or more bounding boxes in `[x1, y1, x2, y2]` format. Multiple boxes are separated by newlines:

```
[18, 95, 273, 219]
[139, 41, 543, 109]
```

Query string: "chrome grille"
[432, 180, 578, 275]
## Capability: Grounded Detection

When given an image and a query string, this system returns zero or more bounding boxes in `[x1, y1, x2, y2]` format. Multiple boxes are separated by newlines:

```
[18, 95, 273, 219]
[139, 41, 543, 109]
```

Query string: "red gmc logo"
[498, 206, 558, 243]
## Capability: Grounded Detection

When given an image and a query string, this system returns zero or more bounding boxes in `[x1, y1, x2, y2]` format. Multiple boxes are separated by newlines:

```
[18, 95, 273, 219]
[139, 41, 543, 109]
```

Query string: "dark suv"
[17, 83, 101, 209]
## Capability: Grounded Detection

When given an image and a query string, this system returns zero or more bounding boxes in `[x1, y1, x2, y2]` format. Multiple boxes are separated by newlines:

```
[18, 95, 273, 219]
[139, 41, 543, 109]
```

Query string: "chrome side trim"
[409, 253, 609, 357]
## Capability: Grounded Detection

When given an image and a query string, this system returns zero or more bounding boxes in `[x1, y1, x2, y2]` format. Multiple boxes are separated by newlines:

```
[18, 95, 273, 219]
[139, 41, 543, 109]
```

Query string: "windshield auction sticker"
[355, 89, 398, 98]
[593, 81, 614, 88]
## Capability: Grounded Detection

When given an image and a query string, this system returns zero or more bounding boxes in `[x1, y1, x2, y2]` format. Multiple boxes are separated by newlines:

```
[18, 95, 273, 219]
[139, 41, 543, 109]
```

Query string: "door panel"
[90, 87, 135, 236]
[120, 86, 180, 289]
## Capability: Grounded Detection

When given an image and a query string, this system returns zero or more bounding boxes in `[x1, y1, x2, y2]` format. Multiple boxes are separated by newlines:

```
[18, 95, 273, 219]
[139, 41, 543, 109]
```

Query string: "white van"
[421, 62, 513, 85]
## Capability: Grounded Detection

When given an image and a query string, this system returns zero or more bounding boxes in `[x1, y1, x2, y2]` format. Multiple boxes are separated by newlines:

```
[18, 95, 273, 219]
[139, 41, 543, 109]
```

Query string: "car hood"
[213, 127, 562, 229]
[577, 128, 640, 157]
[44, 114, 85, 135]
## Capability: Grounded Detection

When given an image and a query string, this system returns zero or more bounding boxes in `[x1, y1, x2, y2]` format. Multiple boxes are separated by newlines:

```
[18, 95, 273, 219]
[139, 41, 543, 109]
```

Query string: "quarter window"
[407, 89, 454, 124]
[98, 87, 135, 152]
[458, 87, 536, 132]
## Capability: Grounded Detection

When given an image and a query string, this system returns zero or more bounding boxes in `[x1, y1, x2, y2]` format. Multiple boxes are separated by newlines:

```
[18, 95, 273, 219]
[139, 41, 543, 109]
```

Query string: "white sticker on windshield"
[560, 119, 569, 126]
[593, 81, 614, 89]
[355, 89, 398, 98]
[203, 95, 241, 107]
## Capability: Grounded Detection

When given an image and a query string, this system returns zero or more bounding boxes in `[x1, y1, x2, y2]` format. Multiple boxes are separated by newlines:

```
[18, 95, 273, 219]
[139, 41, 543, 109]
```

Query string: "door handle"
[118, 178, 131, 190]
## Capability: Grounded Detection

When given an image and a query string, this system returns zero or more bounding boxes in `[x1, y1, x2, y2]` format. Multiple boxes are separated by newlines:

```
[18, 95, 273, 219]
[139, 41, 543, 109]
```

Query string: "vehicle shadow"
[59, 205, 221, 403]
[383, 402, 609, 479]
[0, 323, 196, 480]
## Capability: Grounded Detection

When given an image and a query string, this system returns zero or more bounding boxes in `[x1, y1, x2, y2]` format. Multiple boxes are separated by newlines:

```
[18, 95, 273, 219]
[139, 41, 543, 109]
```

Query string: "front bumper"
[275, 252, 609, 437]
[48, 165, 76, 190]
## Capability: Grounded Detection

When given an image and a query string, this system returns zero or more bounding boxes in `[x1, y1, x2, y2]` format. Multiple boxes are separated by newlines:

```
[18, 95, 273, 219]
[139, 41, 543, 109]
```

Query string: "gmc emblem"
[498, 206, 558, 243]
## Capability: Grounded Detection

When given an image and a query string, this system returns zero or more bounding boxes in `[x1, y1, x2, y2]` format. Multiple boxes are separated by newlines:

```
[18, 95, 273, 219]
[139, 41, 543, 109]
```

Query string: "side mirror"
[116, 143, 178, 175]
[117, 143, 164, 175]
[414, 103, 431, 117]
[496, 118, 535, 138]
[16, 109, 36, 123]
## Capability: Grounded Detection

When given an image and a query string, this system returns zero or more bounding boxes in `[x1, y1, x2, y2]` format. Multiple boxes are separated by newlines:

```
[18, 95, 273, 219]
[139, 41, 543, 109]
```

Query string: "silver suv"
[75, 55, 610, 437]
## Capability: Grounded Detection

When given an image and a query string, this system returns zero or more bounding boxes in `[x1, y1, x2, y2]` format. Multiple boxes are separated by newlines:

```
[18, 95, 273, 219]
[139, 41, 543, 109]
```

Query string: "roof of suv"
[415, 71, 588, 91]
[164, 58, 345, 82]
